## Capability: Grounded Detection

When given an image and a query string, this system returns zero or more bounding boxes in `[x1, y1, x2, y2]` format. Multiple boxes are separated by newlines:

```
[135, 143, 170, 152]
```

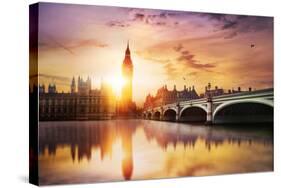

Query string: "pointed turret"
[123, 41, 133, 66]
[87, 76, 91, 90]
[125, 40, 130, 56]
[71, 76, 76, 93]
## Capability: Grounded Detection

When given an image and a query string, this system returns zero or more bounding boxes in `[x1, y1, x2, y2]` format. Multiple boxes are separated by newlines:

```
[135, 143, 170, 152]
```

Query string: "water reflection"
[39, 120, 138, 183]
[39, 120, 273, 185]
[143, 122, 272, 151]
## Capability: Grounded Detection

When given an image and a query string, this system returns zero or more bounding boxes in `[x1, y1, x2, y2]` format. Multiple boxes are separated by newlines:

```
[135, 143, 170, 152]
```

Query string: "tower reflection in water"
[39, 120, 137, 180]
[39, 120, 272, 184]
[120, 125, 133, 180]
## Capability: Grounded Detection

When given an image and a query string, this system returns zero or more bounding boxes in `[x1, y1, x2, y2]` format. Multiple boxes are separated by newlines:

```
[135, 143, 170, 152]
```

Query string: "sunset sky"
[37, 2, 273, 106]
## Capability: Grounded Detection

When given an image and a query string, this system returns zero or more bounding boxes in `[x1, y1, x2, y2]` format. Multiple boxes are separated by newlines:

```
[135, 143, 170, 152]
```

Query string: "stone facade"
[39, 78, 116, 121]
[143, 85, 199, 109]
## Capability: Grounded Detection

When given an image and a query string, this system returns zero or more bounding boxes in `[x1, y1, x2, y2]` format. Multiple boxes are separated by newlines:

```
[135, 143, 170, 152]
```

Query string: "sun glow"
[109, 75, 126, 98]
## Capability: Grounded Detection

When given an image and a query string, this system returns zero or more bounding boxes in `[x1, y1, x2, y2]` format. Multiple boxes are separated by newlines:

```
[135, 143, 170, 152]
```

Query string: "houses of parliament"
[39, 42, 136, 121]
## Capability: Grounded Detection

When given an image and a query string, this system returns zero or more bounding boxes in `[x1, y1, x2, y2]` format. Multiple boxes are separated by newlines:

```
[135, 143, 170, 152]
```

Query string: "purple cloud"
[106, 20, 130, 28]
[174, 44, 216, 70]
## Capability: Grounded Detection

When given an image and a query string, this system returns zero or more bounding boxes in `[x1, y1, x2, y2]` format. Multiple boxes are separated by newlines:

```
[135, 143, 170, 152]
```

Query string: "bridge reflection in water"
[39, 120, 273, 185]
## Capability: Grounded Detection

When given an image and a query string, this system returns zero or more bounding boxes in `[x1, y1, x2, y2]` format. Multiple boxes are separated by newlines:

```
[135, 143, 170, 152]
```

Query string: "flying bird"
[251, 44, 255, 48]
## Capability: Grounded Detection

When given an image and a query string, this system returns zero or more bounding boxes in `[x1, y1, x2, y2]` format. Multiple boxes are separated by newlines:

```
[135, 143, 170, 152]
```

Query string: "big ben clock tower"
[121, 41, 133, 112]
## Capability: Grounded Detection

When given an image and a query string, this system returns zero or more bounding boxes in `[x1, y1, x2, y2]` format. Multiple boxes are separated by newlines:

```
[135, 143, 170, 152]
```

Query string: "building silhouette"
[143, 85, 199, 109]
[144, 83, 249, 109]
[200, 83, 246, 98]
[39, 77, 116, 121]
[38, 42, 140, 120]
[118, 42, 136, 116]
[122, 41, 133, 104]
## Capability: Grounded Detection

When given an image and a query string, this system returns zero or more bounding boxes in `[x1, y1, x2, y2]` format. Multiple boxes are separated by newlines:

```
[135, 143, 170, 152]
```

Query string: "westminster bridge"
[142, 88, 273, 124]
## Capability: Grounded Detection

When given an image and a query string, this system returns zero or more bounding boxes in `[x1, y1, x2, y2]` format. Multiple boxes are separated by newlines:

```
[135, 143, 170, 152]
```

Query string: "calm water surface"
[38, 120, 273, 185]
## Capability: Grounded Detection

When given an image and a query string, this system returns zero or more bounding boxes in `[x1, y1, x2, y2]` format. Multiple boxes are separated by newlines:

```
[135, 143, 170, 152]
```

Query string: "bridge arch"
[142, 113, 147, 119]
[179, 105, 207, 117]
[179, 106, 207, 122]
[213, 99, 273, 124]
[163, 108, 177, 121]
[152, 111, 161, 120]
[147, 112, 152, 120]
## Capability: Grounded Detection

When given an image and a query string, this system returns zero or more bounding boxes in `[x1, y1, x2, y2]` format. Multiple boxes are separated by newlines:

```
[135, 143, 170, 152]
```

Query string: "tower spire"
[71, 76, 76, 93]
[126, 40, 130, 56]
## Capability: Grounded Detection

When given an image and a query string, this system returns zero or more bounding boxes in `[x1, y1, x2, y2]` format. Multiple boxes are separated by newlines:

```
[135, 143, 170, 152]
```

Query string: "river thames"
[38, 120, 273, 185]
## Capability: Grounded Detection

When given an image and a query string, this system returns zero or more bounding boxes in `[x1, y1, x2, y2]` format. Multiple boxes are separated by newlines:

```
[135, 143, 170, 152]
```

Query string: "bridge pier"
[160, 108, 164, 121]
[160, 113, 163, 121]
[206, 99, 213, 125]
[176, 113, 179, 122]
[176, 103, 180, 122]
